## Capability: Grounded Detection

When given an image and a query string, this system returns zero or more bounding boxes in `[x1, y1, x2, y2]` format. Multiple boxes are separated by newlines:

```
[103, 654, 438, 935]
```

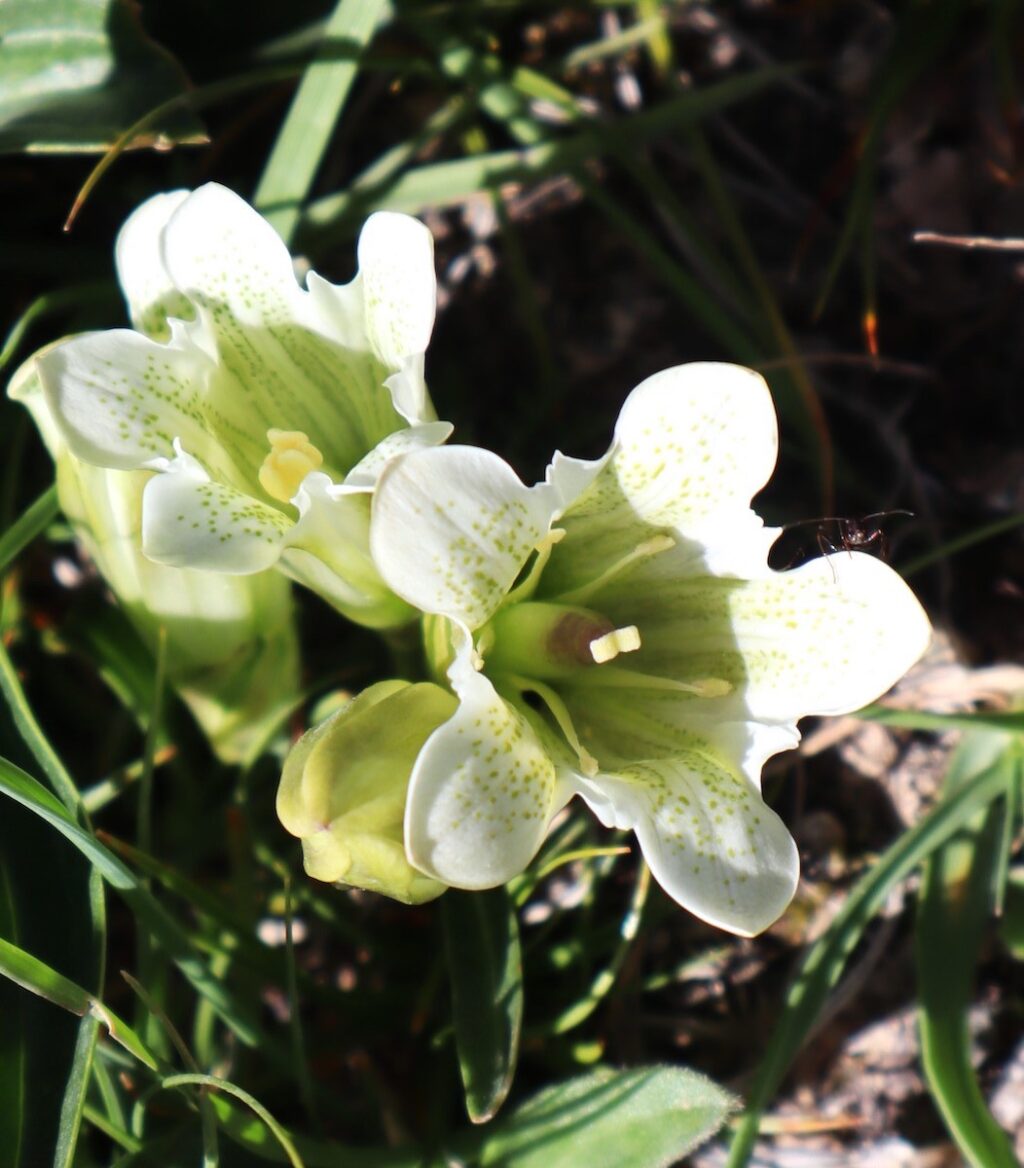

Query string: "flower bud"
[277, 680, 456, 904]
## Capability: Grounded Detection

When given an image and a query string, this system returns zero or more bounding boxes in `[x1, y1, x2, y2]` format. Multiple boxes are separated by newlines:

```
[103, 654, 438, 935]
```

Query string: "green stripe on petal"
[372, 446, 560, 629]
[142, 444, 291, 574]
[161, 185, 415, 473]
[605, 553, 931, 723]
[405, 631, 565, 888]
[574, 748, 798, 936]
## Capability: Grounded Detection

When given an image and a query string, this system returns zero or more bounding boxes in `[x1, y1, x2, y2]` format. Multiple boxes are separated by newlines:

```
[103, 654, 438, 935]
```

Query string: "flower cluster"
[14, 186, 932, 935]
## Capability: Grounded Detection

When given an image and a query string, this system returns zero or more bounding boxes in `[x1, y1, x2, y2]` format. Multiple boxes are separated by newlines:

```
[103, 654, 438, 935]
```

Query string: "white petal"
[115, 190, 192, 340]
[405, 631, 563, 887]
[343, 421, 453, 489]
[611, 363, 777, 529]
[358, 211, 437, 369]
[621, 552, 931, 722]
[281, 472, 412, 627]
[163, 185, 409, 473]
[35, 328, 215, 471]
[738, 552, 932, 719]
[575, 748, 798, 936]
[142, 444, 291, 573]
[160, 183, 303, 328]
[372, 446, 559, 628]
[546, 364, 779, 593]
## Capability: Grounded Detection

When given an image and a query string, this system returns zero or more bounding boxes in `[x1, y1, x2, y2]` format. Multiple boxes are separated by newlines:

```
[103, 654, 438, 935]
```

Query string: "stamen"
[259, 429, 324, 503]
[567, 666, 733, 698]
[589, 625, 642, 664]
[556, 533, 676, 606]
[505, 528, 566, 606]
[507, 674, 599, 777]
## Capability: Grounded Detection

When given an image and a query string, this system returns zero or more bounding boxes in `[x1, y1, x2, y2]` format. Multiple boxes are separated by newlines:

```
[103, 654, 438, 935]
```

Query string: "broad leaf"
[474, 1065, 736, 1168]
[0, 0, 205, 153]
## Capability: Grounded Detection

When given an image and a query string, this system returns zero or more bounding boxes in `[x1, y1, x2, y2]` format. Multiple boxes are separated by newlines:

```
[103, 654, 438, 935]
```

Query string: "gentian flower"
[35, 183, 450, 629]
[368, 363, 931, 935]
[9, 353, 299, 764]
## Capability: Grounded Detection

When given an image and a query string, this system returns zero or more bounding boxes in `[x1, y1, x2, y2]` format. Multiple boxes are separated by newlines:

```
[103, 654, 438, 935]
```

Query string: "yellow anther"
[589, 625, 642, 665]
[258, 429, 324, 503]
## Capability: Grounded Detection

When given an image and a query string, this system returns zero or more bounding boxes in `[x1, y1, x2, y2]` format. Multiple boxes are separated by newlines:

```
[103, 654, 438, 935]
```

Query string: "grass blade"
[725, 752, 1014, 1167]
[0, 485, 58, 576]
[54, 1015, 101, 1168]
[254, 0, 391, 244]
[0, 755, 264, 1045]
[916, 737, 1019, 1168]
[0, 935, 156, 1070]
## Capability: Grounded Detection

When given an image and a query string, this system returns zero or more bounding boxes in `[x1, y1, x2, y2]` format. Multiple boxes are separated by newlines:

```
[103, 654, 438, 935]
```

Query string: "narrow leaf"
[443, 887, 523, 1123]
[917, 737, 1019, 1168]
[726, 753, 1014, 1167]
[254, 0, 390, 244]
[0, 935, 156, 1069]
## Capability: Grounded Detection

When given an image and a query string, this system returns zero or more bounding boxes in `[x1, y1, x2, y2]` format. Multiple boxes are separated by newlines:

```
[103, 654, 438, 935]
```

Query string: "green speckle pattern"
[409, 678, 558, 887]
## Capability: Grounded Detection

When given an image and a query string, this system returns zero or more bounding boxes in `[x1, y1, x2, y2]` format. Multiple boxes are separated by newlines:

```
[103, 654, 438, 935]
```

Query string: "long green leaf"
[0, 756, 263, 1045]
[0, 935, 155, 1070]
[0, 638, 80, 810]
[858, 706, 1024, 734]
[54, 1015, 101, 1168]
[302, 66, 792, 238]
[0, 484, 58, 576]
[254, 0, 390, 244]
[725, 752, 1014, 1167]
[916, 737, 1019, 1168]
[443, 887, 523, 1124]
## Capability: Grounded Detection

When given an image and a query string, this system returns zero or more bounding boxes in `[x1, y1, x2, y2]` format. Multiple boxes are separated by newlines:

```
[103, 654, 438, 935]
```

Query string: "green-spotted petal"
[372, 446, 560, 629]
[575, 747, 798, 936]
[546, 364, 779, 594]
[611, 551, 931, 722]
[343, 421, 453, 489]
[610, 362, 777, 530]
[161, 184, 410, 473]
[282, 472, 413, 629]
[142, 443, 291, 573]
[115, 189, 192, 340]
[405, 629, 567, 888]
[160, 182, 304, 329]
[35, 326, 217, 473]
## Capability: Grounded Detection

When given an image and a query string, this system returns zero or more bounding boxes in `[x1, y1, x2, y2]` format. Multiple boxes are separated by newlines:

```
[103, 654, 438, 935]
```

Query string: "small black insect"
[770, 510, 913, 571]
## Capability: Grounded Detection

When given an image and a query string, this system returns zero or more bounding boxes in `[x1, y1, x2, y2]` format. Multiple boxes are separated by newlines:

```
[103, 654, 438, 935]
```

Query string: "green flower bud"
[277, 681, 457, 904]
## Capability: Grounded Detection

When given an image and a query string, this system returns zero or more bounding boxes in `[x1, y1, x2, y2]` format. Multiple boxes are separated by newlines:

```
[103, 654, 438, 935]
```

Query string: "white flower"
[9, 350, 300, 765]
[35, 183, 450, 629]
[369, 363, 932, 935]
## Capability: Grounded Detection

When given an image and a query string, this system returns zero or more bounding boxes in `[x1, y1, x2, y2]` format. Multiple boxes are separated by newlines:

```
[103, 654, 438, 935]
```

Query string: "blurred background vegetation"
[1, 2, 1024, 1165]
